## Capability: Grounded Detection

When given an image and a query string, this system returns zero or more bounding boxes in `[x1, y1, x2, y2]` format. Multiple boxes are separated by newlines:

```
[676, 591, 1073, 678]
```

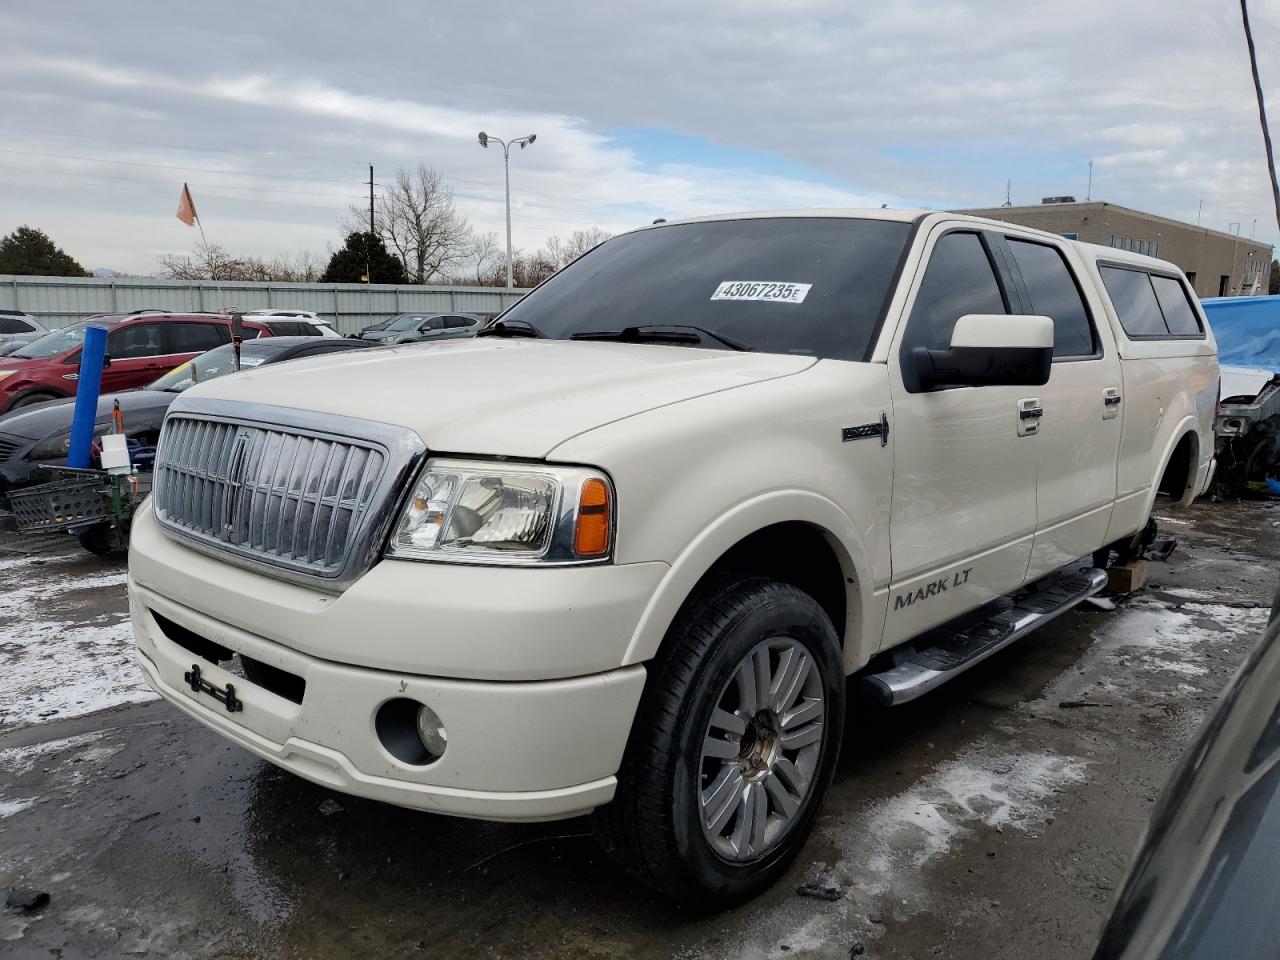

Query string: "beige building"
[955, 199, 1273, 299]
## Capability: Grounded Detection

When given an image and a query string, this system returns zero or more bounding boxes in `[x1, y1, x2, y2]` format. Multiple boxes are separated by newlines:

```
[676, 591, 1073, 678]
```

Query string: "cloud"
[0, 0, 1276, 274]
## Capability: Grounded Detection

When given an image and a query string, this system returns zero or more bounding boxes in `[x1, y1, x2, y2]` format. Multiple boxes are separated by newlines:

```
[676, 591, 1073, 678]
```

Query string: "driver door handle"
[1017, 398, 1043, 437]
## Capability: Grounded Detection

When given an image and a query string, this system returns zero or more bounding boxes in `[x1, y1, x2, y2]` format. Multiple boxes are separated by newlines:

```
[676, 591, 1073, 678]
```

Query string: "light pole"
[478, 131, 536, 289]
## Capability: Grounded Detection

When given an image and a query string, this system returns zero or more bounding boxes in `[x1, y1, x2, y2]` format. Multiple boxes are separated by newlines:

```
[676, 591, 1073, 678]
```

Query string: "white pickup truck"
[127, 209, 1217, 905]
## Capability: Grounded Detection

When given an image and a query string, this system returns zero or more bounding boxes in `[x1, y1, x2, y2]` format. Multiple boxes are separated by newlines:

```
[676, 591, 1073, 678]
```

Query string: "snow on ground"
[695, 745, 1088, 960]
[1046, 598, 1269, 701]
[0, 547, 155, 728]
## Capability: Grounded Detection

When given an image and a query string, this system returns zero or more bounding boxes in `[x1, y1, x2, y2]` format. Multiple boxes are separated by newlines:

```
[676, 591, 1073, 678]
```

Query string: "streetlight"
[478, 131, 536, 289]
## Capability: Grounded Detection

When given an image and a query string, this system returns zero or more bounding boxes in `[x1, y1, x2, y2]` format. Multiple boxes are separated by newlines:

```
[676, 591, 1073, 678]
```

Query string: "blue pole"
[66, 325, 108, 469]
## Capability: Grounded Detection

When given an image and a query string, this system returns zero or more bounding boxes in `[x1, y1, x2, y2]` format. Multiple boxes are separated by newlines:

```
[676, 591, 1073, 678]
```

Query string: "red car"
[0, 313, 275, 413]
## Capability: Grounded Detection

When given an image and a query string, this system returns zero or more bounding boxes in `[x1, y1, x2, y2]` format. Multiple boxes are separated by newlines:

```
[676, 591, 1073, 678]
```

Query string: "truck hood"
[1220, 364, 1277, 403]
[180, 338, 818, 457]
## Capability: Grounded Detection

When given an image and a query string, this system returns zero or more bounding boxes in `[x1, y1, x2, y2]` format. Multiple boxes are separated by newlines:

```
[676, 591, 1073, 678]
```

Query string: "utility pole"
[1086, 160, 1093, 202]
[1197, 199, 1203, 225]
[1241, 0, 1280, 230]
[366, 164, 374, 284]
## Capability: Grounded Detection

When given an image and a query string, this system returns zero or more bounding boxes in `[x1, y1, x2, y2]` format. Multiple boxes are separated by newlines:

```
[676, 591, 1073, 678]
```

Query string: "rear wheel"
[593, 576, 844, 907]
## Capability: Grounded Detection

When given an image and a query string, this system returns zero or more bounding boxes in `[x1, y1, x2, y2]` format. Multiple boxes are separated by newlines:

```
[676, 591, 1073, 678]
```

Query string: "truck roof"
[638, 208, 1189, 278]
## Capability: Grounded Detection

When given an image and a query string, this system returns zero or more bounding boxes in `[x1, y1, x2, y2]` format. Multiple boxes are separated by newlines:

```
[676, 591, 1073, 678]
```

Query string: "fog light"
[375, 697, 445, 766]
[416, 704, 448, 758]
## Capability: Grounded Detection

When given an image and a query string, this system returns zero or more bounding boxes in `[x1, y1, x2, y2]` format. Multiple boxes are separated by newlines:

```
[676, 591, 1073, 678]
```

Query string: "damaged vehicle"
[128, 209, 1216, 905]
[1201, 295, 1280, 495]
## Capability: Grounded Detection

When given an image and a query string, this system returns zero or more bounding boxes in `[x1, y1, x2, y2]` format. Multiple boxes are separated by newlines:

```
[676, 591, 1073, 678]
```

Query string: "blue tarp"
[1201, 295, 1280, 371]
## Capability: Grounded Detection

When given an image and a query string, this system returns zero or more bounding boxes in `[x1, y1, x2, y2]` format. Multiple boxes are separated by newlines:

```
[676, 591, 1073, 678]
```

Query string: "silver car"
[360, 312, 482, 345]
[0, 311, 49, 356]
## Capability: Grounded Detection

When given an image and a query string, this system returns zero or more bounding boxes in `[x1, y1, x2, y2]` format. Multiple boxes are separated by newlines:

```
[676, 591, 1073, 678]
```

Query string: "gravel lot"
[1, 499, 1277, 959]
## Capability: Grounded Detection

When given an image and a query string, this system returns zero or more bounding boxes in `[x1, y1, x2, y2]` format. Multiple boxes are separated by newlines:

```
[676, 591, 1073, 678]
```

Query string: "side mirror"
[913, 314, 1053, 390]
[102, 355, 112, 369]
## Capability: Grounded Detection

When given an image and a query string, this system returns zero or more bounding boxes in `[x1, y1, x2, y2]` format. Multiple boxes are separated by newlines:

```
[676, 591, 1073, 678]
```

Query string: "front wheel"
[593, 576, 845, 907]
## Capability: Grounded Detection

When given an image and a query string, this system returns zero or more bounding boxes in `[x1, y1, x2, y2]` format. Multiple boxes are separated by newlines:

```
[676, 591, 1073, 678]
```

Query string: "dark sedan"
[0, 336, 372, 493]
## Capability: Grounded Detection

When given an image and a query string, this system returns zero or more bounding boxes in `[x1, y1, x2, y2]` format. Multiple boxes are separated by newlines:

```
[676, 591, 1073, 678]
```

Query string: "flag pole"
[194, 214, 208, 249]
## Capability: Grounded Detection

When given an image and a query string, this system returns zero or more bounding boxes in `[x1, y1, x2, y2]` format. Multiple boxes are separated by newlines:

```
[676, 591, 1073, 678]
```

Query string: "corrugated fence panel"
[0, 275, 529, 335]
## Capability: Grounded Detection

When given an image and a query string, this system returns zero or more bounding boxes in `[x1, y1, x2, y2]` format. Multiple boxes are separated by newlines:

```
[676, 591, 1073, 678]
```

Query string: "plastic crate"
[7, 476, 110, 533]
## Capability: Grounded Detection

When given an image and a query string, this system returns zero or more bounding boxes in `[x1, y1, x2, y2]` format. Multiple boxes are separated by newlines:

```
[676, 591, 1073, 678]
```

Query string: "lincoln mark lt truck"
[128, 209, 1217, 905]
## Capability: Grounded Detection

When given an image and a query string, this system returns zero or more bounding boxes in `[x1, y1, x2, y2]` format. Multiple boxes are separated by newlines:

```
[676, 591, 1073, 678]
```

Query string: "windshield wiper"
[477, 319, 543, 339]
[570, 325, 750, 351]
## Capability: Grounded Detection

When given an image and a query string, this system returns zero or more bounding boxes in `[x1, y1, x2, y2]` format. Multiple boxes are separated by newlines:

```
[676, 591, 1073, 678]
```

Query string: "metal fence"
[0, 275, 530, 336]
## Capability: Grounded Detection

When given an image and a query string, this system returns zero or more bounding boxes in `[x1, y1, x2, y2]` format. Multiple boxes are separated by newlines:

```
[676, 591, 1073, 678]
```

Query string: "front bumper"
[131, 578, 647, 821]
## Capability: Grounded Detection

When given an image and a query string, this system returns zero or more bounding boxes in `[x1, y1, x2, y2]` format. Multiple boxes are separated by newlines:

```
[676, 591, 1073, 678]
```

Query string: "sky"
[0, 0, 1277, 276]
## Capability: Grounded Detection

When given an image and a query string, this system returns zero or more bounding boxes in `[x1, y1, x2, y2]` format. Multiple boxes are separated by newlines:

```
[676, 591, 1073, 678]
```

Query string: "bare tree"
[469, 228, 614, 288]
[463, 231, 500, 285]
[561, 227, 612, 264]
[347, 164, 471, 284]
[157, 242, 324, 282]
[157, 242, 249, 281]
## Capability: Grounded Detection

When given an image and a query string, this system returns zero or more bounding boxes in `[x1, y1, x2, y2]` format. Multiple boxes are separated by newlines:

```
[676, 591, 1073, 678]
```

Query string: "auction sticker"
[710, 281, 811, 304]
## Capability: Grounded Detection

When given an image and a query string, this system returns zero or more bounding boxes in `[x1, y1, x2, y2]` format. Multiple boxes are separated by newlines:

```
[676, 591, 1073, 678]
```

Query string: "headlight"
[386, 458, 613, 565]
[27, 430, 74, 461]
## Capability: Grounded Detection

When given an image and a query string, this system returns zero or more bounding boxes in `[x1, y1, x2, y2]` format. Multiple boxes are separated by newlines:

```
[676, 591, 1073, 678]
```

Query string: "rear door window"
[1098, 267, 1168, 337]
[1007, 239, 1096, 358]
[0, 316, 31, 334]
[444, 316, 475, 329]
[1150, 275, 1203, 336]
[167, 322, 226, 354]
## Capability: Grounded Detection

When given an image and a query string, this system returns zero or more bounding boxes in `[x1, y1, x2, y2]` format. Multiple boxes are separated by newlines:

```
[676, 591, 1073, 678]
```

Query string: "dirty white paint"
[0, 557, 155, 728]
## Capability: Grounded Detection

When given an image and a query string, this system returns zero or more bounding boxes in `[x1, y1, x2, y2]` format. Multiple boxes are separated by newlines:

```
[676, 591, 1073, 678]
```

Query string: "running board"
[862, 566, 1108, 706]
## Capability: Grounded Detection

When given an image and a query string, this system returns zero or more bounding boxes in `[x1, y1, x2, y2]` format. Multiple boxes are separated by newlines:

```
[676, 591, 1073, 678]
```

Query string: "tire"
[593, 576, 845, 907]
[77, 522, 125, 558]
[8, 391, 62, 411]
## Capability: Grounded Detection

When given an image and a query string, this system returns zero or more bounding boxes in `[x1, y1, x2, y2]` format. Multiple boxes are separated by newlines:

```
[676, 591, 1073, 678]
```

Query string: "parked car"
[359, 312, 482, 344]
[244, 309, 341, 338]
[0, 313, 276, 414]
[0, 310, 49, 356]
[1093, 580, 1280, 959]
[129, 210, 1217, 906]
[0, 336, 374, 493]
[354, 317, 395, 339]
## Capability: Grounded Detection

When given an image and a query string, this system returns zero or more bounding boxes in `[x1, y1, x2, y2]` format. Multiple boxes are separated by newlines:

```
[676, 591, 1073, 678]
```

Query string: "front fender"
[621, 489, 879, 674]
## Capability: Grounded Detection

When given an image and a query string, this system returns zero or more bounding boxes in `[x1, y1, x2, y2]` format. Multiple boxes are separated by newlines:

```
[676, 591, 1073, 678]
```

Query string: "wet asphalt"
[1, 499, 1277, 959]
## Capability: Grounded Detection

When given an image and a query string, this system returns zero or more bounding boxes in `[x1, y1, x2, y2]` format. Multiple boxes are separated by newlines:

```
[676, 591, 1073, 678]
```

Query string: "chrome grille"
[152, 398, 425, 591]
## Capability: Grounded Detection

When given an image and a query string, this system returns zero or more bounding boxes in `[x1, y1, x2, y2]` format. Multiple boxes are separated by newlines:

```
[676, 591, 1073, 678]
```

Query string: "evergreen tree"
[320, 231, 407, 284]
[0, 226, 90, 276]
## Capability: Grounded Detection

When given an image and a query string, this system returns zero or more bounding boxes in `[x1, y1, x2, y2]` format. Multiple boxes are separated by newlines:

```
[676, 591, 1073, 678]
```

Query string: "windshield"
[148, 343, 270, 392]
[11, 320, 97, 359]
[497, 217, 913, 361]
[385, 314, 424, 332]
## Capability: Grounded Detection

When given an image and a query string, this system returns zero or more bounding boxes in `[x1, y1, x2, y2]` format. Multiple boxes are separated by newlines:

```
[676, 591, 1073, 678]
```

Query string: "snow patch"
[849, 750, 1087, 890]
[0, 798, 37, 818]
[697, 747, 1086, 960]
[0, 730, 117, 776]
[0, 566, 155, 727]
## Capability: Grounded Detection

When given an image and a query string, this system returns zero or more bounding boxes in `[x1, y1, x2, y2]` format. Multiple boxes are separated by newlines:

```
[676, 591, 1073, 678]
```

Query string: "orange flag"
[176, 183, 197, 226]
